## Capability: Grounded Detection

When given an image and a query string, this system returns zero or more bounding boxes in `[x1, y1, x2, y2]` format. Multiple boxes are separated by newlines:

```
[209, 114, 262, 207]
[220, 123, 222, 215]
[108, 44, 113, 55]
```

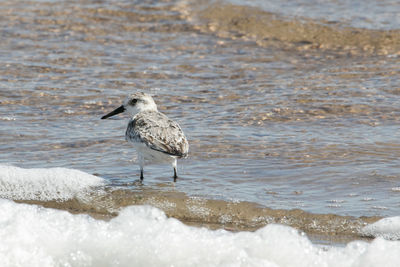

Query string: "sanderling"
[101, 92, 189, 182]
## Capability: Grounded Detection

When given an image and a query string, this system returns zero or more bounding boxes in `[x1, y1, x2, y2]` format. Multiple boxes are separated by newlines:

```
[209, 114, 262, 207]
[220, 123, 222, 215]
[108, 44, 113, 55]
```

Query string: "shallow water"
[1, 0, 400, 223]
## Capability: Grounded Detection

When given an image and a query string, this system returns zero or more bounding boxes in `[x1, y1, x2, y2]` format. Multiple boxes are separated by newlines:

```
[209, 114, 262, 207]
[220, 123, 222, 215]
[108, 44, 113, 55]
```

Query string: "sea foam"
[0, 165, 104, 201]
[1, 200, 400, 267]
[361, 216, 400, 240]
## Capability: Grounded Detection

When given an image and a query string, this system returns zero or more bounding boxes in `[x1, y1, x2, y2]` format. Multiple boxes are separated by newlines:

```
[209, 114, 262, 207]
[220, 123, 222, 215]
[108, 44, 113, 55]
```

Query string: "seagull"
[101, 92, 189, 182]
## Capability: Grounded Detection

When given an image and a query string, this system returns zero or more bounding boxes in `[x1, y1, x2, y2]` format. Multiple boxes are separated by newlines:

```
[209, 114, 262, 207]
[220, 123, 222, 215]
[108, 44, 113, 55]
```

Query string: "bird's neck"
[137, 105, 158, 113]
[130, 106, 158, 118]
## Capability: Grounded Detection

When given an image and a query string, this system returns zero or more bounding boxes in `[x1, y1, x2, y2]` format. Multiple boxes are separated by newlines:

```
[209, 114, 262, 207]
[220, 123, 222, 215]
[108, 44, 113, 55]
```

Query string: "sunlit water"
[1, 0, 400, 218]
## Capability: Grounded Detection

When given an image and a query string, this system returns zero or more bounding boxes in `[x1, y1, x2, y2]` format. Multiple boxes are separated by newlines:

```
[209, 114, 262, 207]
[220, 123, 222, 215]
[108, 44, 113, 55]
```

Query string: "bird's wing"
[126, 111, 189, 158]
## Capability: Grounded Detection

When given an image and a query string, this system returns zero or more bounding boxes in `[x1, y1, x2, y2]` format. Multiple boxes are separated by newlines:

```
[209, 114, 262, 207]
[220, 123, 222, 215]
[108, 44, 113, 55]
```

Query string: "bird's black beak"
[101, 105, 125, 119]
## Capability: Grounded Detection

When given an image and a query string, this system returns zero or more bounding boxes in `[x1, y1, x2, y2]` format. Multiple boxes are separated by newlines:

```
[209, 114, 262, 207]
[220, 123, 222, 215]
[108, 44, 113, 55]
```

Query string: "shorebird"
[101, 92, 189, 182]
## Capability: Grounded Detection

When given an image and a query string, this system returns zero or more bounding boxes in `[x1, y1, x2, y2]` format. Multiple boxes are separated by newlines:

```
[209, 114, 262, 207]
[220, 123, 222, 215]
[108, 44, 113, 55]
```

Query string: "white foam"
[0, 165, 104, 201]
[361, 216, 400, 240]
[1, 200, 400, 267]
[0, 116, 16, 121]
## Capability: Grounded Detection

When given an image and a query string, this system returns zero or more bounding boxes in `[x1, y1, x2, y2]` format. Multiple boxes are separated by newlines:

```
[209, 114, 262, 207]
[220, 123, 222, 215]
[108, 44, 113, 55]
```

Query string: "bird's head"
[101, 92, 158, 119]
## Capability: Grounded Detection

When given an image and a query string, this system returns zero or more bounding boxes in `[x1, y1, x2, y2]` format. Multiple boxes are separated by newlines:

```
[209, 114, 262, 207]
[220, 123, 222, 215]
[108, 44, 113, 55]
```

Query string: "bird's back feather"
[126, 110, 189, 158]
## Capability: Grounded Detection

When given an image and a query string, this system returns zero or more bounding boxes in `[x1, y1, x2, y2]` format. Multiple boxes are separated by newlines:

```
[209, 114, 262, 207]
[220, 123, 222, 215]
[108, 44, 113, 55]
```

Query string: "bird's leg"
[138, 156, 144, 181]
[173, 167, 177, 182]
[173, 159, 178, 182]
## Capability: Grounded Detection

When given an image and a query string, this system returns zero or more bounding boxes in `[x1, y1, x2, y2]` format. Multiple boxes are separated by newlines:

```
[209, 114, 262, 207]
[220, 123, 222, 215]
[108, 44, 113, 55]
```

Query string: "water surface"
[1, 0, 400, 219]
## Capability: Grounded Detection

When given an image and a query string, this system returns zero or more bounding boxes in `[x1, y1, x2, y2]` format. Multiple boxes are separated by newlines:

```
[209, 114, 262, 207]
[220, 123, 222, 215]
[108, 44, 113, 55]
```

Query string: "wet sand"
[17, 188, 380, 245]
[185, 2, 400, 55]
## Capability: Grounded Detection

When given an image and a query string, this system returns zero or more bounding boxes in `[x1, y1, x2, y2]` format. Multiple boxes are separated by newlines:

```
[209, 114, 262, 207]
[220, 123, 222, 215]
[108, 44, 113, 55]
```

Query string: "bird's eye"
[130, 99, 137, 105]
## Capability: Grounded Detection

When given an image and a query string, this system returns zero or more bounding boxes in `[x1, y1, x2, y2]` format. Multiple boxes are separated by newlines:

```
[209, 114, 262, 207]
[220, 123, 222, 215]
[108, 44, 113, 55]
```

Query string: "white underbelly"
[132, 142, 175, 165]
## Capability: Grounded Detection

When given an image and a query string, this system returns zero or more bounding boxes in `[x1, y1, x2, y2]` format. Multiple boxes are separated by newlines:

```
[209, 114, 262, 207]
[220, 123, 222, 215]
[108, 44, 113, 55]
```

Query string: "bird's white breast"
[132, 141, 176, 165]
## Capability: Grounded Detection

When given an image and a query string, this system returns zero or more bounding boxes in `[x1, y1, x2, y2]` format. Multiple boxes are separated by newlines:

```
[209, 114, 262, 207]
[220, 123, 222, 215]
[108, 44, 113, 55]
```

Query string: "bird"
[101, 92, 189, 182]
